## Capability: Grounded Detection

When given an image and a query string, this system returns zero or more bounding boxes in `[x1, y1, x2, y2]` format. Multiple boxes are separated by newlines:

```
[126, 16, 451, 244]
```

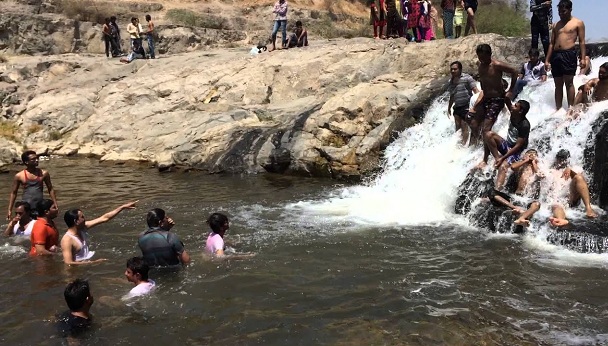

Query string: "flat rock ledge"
[0, 34, 528, 179]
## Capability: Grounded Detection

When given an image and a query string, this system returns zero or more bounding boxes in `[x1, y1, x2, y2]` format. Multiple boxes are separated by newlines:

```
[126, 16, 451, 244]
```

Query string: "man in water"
[545, 0, 586, 111]
[547, 149, 597, 218]
[57, 279, 94, 338]
[60, 201, 138, 266]
[447, 61, 480, 145]
[138, 208, 191, 267]
[477, 97, 531, 191]
[123, 256, 156, 300]
[3, 201, 35, 237]
[6, 150, 58, 220]
[509, 149, 543, 197]
[475, 44, 518, 136]
[30, 199, 60, 256]
[574, 62, 608, 105]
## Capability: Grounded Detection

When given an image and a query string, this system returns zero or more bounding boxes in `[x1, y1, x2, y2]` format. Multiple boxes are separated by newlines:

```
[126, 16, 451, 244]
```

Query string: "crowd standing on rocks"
[101, 14, 156, 62]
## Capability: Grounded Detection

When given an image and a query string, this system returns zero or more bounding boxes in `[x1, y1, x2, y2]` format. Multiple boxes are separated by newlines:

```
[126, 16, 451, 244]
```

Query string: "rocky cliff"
[0, 34, 529, 178]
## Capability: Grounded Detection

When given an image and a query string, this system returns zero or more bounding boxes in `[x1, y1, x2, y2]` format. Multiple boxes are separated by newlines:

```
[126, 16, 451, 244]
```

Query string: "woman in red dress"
[407, 0, 421, 42]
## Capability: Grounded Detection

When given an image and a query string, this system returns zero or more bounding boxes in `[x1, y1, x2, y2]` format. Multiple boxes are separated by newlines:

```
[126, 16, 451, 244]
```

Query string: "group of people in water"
[447, 0, 603, 232]
[3, 150, 250, 337]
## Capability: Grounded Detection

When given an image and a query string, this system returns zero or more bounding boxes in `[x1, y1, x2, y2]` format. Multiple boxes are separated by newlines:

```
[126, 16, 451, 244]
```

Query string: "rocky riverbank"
[0, 34, 529, 178]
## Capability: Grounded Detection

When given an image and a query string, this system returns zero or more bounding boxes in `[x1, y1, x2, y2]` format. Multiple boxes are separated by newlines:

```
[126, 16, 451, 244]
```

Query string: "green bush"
[473, 0, 529, 37]
[55, 0, 115, 24]
[165, 9, 231, 30]
[306, 19, 369, 39]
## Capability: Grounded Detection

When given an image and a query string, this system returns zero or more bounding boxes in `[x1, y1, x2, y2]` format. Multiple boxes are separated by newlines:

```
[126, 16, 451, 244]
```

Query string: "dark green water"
[1, 158, 608, 345]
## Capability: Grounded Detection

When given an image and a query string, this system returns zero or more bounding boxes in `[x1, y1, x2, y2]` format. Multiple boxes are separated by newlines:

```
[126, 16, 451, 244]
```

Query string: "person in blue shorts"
[477, 96, 531, 191]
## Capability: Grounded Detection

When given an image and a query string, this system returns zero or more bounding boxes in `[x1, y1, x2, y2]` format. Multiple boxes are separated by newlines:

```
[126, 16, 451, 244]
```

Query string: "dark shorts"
[551, 49, 577, 78]
[498, 140, 522, 165]
[453, 105, 469, 119]
[483, 97, 505, 121]
[464, 0, 478, 13]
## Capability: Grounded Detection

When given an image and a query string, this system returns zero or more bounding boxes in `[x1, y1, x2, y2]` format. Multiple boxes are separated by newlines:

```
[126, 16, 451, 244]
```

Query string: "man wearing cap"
[548, 149, 597, 218]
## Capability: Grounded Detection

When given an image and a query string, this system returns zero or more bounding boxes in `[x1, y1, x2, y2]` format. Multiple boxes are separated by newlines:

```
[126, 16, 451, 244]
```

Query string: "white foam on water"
[291, 56, 608, 253]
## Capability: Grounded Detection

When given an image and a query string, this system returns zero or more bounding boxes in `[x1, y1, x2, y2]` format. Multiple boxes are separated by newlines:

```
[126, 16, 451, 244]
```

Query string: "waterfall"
[291, 57, 608, 238]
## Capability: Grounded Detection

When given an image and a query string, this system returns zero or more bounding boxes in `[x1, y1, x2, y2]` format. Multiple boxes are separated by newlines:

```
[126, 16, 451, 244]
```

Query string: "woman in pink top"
[205, 213, 229, 256]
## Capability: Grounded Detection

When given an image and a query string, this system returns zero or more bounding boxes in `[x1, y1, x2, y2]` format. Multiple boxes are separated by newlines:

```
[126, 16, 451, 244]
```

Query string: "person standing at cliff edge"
[269, 0, 288, 51]
[545, 0, 586, 112]
[145, 15, 155, 59]
[529, 0, 552, 57]
[7, 150, 58, 220]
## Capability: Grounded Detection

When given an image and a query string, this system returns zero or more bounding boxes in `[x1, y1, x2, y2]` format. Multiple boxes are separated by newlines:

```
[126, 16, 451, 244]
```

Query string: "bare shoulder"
[574, 17, 585, 26]
[42, 169, 51, 178]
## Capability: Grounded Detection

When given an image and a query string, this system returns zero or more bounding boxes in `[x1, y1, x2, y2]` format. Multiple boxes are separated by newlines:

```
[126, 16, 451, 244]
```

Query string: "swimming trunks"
[464, 0, 477, 12]
[453, 106, 469, 119]
[498, 140, 522, 165]
[483, 97, 505, 121]
[551, 48, 577, 77]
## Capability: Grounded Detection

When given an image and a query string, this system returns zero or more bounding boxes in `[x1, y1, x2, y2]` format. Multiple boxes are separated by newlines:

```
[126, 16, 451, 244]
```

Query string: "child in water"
[205, 213, 255, 259]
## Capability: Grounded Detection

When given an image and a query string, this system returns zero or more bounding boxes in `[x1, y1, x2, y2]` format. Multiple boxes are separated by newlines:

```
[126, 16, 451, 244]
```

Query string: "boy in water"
[286, 20, 308, 48]
[57, 279, 94, 338]
[123, 257, 156, 300]
[545, 0, 586, 111]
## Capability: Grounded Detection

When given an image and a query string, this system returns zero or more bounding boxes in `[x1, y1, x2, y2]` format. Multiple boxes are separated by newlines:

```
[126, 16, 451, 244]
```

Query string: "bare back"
[552, 17, 584, 51]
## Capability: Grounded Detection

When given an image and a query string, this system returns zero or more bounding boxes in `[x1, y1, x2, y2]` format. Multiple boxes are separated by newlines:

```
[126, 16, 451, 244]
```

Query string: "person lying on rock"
[119, 39, 146, 64]
[286, 20, 308, 48]
[574, 62, 608, 107]
[509, 149, 544, 197]
[476, 96, 531, 192]
[546, 149, 598, 218]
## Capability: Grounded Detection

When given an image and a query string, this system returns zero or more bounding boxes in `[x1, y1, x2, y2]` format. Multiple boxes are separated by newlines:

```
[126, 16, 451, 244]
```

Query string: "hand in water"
[561, 168, 572, 180]
[121, 201, 138, 209]
[511, 207, 525, 215]
[94, 258, 108, 263]
[514, 218, 530, 226]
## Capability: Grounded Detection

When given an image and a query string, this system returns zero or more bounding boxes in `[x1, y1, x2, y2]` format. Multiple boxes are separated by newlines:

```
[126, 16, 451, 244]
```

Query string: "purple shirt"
[205, 232, 224, 255]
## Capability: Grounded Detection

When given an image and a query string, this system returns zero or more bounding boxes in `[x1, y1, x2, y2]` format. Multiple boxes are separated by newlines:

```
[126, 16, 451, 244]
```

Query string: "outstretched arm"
[84, 201, 138, 229]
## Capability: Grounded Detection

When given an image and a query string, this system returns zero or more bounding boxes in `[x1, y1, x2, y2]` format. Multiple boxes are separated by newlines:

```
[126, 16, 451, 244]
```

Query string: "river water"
[3, 57, 608, 345]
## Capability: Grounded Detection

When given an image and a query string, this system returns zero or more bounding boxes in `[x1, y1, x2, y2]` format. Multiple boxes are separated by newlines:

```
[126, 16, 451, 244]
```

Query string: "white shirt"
[124, 280, 156, 300]
[12, 219, 35, 236]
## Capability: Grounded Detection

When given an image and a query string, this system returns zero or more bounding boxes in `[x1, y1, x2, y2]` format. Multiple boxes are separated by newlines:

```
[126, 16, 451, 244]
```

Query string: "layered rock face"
[0, 34, 528, 178]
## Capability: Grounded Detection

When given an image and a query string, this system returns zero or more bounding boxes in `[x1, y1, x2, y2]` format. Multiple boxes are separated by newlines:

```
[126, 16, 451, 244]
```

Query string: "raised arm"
[510, 156, 531, 171]
[6, 174, 20, 220]
[84, 201, 138, 229]
[3, 217, 18, 237]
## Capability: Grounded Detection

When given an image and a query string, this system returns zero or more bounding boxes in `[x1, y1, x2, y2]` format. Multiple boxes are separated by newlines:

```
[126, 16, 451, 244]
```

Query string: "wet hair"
[64, 209, 82, 228]
[37, 199, 54, 216]
[528, 48, 540, 58]
[558, 0, 572, 9]
[145, 14, 151, 21]
[296, 20, 302, 27]
[476, 44, 492, 56]
[64, 278, 90, 311]
[126, 257, 149, 281]
[600, 62, 608, 71]
[21, 150, 36, 164]
[525, 148, 538, 155]
[450, 61, 463, 71]
[15, 201, 31, 214]
[517, 100, 530, 116]
[556, 149, 570, 160]
[146, 208, 165, 227]
[207, 212, 229, 233]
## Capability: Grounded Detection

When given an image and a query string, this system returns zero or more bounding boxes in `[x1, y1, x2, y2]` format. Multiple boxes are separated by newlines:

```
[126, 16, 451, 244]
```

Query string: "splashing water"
[291, 57, 608, 235]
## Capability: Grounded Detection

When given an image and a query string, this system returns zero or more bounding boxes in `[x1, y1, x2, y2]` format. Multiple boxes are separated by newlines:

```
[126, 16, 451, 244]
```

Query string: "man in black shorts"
[448, 61, 480, 145]
[464, 0, 477, 36]
[545, 0, 586, 111]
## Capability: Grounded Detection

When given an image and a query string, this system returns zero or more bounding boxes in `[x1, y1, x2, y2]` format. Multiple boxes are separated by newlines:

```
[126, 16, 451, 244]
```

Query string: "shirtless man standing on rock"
[545, 0, 586, 111]
[474, 44, 518, 136]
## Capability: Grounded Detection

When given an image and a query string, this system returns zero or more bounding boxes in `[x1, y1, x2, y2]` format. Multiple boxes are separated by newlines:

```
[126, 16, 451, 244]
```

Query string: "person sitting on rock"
[120, 39, 146, 64]
[487, 187, 541, 231]
[574, 62, 608, 106]
[286, 20, 308, 48]
[512, 48, 547, 100]
[476, 96, 531, 192]
[546, 149, 598, 218]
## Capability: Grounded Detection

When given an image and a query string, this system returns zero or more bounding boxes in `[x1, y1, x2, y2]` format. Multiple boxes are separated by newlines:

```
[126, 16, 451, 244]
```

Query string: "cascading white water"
[291, 57, 608, 232]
